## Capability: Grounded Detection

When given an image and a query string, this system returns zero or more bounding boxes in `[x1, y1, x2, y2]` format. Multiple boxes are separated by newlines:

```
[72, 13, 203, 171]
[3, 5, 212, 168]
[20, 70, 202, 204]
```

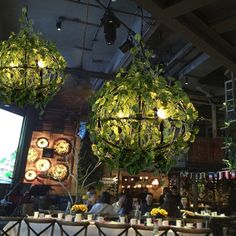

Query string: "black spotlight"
[119, 34, 134, 53]
[184, 76, 189, 85]
[56, 18, 62, 31]
[101, 10, 120, 45]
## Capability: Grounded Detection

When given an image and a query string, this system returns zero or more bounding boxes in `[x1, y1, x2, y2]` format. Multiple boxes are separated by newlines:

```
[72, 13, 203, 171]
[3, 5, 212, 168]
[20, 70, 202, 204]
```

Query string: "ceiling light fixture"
[56, 17, 63, 31]
[101, 9, 120, 45]
[0, 8, 66, 108]
[185, 76, 189, 85]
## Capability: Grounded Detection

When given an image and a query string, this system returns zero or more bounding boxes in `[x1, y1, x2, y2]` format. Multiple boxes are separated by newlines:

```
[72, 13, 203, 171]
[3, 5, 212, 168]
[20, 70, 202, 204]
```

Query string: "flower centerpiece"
[150, 208, 168, 218]
[71, 204, 88, 214]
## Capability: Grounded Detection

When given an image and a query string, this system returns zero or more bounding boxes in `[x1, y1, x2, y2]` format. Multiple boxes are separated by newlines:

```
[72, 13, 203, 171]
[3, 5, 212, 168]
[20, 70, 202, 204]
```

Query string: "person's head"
[171, 185, 178, 195]
[87, 186, 96, 194]
[100, 191, 111, 204]
[181, 196, 189, 207]
[163, 192, 173, 203]
[118, 193, 127, 206]
[163, 187, 170, 195]
[88, 192, 97, 203]
[145, 193, 153, 205]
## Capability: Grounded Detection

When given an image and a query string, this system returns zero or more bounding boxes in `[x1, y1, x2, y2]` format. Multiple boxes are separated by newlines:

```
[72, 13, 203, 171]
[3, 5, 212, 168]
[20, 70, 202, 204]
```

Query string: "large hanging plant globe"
[0, 8, 66, 108]
[89, 39, 198, 174]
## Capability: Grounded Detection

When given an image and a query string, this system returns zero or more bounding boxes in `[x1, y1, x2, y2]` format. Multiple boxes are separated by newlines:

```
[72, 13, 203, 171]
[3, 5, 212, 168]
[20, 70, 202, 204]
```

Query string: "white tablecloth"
[4, 220, 213, 236]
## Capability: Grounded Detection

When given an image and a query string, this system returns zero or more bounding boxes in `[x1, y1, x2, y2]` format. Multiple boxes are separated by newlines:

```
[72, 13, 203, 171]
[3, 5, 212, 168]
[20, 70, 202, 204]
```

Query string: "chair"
[0, 216, 23, 236]
[131, 224, 170, 236]
[170, 226, 212, 236]
[24, 218, 56, 236]
[95, 222, 130, 236]
[57, 220, 90, 236]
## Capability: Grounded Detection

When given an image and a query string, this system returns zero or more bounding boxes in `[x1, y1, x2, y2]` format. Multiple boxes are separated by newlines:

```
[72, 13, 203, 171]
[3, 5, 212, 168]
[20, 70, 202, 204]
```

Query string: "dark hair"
[146, 192, 153, 197]
[172, 185, 178, 190]
[100, 191, 111, 204]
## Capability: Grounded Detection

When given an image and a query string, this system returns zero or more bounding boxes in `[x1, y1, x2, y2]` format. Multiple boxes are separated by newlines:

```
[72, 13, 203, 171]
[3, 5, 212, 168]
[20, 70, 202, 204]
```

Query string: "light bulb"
[157, 108, 167, 119]
[38, 59, 46, 68]
[9, 62, 18, 67]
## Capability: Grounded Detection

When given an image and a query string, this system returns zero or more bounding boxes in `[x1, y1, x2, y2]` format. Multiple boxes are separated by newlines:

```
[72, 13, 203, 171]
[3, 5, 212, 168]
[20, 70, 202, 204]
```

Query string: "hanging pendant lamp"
[0, 7, 66, 108]
[89, 37, 198, 174]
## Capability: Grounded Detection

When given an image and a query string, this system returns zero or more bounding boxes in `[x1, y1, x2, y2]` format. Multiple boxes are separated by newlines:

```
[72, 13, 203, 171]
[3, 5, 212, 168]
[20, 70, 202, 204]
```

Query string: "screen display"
[0, 108, 24, 184]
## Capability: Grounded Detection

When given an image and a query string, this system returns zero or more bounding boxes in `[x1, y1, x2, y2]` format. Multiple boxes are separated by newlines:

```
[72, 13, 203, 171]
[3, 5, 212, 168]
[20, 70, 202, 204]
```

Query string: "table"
[4, 220, 213, 236]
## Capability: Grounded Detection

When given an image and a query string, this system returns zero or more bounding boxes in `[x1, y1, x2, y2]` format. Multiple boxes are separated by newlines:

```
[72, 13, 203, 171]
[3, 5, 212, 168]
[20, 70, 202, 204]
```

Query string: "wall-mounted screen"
[0, 108, 24, 184]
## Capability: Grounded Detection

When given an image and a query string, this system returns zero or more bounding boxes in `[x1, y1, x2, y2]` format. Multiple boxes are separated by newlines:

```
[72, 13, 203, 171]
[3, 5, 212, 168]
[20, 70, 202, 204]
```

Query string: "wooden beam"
[211, 16, 236, 34]
[162, 0, 217, 18]
[134, 0, 236, 72]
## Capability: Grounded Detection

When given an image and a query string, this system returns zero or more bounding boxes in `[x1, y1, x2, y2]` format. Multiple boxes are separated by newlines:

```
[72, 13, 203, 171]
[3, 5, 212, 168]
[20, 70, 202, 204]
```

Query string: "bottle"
[152, 221, 159, 236]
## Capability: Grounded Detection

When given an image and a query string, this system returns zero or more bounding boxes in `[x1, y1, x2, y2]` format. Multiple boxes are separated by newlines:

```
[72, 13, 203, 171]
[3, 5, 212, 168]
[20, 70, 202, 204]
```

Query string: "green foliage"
[88, 40, 198, 174]
[223, 136, 236, 170]
[0, 8, 66, 109]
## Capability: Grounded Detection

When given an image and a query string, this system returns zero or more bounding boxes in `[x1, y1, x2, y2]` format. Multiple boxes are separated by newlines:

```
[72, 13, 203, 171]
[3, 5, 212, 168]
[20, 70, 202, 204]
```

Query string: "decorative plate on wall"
[36, 137, 49, 149]
[49, 163, 69, 181]
[53, 138, 72, 156]
[27, 148, 38, 162]
[35, 159, 51, 172]
[25, 169, 37, 181]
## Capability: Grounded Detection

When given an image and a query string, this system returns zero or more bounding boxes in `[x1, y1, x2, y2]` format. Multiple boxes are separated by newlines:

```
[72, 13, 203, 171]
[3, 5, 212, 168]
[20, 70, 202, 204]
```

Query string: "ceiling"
[0, 0, 236, 124]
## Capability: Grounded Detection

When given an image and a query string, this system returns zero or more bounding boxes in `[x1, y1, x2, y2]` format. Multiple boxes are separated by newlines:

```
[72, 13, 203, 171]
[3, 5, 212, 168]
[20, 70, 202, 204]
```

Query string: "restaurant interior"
[0, 0, 236, 235]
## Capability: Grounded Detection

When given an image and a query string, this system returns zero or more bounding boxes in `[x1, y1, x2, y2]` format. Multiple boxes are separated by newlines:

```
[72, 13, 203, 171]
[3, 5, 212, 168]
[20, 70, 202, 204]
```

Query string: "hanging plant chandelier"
[89, 37, 198, 175]
[0, 8, 66, 108]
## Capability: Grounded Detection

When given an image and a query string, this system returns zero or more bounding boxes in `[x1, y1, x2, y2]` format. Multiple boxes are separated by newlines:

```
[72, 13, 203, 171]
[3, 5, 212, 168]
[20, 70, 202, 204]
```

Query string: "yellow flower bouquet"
[71, 204, 88, 213]
[150, 208, 168, 218]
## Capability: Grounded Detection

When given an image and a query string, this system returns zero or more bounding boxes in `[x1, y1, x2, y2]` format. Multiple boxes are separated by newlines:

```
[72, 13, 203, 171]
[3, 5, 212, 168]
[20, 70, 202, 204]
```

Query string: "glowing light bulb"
[9, 62, 18, 67]
[152, 178, 159, 186]
[157, 108, 166, 119]
[38, 59, 46, 68]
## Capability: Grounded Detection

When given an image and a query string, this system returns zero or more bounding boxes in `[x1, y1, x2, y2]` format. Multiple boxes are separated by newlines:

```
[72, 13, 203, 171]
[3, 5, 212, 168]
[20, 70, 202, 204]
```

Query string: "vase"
[74, 213, 82, 222]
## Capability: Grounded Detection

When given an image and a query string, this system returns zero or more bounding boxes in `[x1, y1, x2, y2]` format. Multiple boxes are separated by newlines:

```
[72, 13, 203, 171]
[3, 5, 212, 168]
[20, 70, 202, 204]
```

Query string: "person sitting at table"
[179, 196, 193, 211]
[171, 185, 181, 207]
[140, 193, 154, 215]
[86, 192, 98, 211]
[89, 191, 115, 216]
[112, 193, 127, 215]
[160, 192, 181, 218]
[159, 187, 171, 206]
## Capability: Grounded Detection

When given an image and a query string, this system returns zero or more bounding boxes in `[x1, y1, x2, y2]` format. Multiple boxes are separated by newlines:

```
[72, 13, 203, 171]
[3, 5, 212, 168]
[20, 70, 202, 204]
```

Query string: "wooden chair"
[0, 216, 23, 236]
[57, 220, 90, 236]
[95, 222, 130, 236]
[170, 226, 212, 236]
[131, 224, 170, 236]
[24, 218, 56, 236]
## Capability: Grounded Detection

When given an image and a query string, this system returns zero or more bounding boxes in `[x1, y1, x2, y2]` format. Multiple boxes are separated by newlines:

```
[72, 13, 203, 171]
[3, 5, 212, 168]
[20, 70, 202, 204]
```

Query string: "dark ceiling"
[0, 0, 236, 124]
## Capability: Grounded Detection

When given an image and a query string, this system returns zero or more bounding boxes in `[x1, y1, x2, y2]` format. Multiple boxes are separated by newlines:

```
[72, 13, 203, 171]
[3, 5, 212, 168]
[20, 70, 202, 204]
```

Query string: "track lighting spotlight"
[56, 18, 62, 31]
[185, 76, 189, 85]
[101, 10, 120, 45]
[119, 34, 134, 53]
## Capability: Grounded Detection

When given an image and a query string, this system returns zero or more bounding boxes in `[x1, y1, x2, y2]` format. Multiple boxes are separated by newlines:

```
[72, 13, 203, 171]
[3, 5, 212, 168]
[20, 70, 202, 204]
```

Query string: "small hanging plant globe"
[89, 37, 198, 174]
[0, 8, 66, 108]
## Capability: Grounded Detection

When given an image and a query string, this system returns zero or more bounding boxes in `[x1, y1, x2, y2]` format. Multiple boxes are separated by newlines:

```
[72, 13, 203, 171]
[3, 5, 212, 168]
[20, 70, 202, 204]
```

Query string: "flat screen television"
[0, 107, 24, 184]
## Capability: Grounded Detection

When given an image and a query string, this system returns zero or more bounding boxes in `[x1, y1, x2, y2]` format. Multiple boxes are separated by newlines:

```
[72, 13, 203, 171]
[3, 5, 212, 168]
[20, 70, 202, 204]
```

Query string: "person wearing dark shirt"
[140, 193, 154, 215]
[171, 185, 181, 207]
[159, 187, 171, 206]
[161, 192, 181, 218]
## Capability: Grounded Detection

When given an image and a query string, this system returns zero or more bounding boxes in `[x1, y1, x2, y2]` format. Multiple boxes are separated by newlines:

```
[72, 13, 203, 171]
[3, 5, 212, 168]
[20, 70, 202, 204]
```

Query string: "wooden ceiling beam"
[134, 0, 236, 72]
[211, 16, 236, 34]
[161, 0, 217, 18]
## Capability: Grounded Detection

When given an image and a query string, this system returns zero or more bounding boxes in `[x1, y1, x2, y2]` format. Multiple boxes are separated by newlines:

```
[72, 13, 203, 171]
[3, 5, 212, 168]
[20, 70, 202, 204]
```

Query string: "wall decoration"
[25, 169, 37, 181]
[36, 137, 49, 149]
[35, 159, 51, 172]
[27, 148, 39, 163]
[49, 163, 69, 181]
[53, 138, 72, 156]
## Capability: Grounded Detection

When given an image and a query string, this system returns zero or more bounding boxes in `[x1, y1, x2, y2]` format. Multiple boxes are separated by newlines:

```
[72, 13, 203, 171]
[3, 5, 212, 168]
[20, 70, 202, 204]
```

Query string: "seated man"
[86, 192, 97, 211]
[140, 193, 154, 215]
